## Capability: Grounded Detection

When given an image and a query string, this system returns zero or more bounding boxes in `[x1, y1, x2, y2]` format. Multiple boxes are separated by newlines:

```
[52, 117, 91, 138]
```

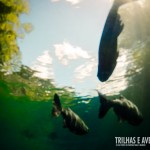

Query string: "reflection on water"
[7, 0, 147, 98]
[97, 42, 143, 96]
[97, 0, 150, 96]
[0, 0, 149, 100]
[1, 0, 148, 99]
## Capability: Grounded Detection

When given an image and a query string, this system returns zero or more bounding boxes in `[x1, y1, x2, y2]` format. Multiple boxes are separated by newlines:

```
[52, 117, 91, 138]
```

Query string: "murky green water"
[0, 59, 150, 150]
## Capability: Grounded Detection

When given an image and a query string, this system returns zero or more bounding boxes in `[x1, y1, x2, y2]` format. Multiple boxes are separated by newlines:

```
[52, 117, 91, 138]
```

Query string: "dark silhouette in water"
[97, 91, 143, 126]
[97, 0, 138, 82]
[52, 93, 89, 135]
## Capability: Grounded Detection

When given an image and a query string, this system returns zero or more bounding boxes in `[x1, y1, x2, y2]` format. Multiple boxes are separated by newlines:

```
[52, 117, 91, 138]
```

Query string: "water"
[0, 61, 150, 150]
[1, 0, 150, 149]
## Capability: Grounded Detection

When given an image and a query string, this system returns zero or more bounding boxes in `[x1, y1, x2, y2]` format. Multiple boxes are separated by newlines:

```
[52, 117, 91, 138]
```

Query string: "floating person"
[97, 0, 138, 82]
[97, 91, 143, 126]
[52, 93, 89, 135]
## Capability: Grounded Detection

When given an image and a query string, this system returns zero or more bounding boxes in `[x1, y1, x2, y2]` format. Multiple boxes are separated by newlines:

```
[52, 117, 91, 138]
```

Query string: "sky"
[18, 0, 113, 96]
[18, 0, 144, 96]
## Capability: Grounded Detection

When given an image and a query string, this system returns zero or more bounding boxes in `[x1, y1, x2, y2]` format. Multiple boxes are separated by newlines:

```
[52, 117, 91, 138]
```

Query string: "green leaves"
[0, 0, 31, 74]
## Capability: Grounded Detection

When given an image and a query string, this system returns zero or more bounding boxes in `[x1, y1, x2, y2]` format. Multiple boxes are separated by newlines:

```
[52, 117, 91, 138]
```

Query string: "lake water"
[0, 0, 150, 149]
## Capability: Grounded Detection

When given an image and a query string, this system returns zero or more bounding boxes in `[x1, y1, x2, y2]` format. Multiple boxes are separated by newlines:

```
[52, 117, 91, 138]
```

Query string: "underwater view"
[0, 0, 150, 149]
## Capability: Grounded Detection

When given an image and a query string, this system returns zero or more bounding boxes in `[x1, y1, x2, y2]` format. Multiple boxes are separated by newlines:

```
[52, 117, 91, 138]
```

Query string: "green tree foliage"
[0, 0, 75, 102]
[0, 0, 30, 73]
